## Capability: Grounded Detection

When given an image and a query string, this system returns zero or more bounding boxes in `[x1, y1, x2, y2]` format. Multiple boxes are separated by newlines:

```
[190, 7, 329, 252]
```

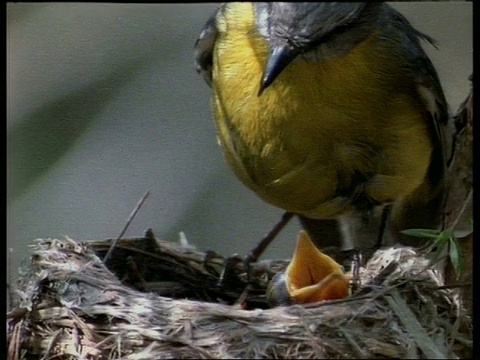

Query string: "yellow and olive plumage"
[195, 2, 450, 251]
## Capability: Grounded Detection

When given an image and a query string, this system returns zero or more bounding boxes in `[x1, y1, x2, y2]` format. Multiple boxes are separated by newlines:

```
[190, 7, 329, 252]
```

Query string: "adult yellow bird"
[194, 2, 450, 254]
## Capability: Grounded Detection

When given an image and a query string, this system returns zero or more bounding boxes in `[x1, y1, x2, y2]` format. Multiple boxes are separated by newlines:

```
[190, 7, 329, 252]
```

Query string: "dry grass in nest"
[7, 230, 472, 359]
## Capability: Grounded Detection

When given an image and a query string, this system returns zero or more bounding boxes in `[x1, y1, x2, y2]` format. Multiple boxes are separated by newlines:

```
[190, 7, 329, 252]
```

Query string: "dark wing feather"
[194, 5, 223, 87]
[382, 5, 451, 189]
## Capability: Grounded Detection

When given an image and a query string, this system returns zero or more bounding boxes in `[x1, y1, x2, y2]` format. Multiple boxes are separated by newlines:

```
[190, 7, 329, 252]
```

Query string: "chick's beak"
[267, 231, 350, 307]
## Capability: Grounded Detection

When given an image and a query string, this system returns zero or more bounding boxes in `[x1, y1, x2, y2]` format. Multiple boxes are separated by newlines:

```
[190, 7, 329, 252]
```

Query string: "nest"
[7, 230, 472, 359]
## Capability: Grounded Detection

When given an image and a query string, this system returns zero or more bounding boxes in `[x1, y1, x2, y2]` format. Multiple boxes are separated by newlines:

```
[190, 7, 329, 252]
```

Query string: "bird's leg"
[244, 211, 295, 265]
[338, 212, 363, 251]
[243, 211, 294, 277]
[349, 251, 363, 294]
[215, 211, 294, 291]
[336, 211, 378, 269]
[375, 203, 393, 249]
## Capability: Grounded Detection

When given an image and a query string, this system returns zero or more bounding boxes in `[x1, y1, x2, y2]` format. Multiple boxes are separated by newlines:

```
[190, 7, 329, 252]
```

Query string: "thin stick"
[450, 189, 472, 231]
[244, 211, 294, 265]
[7, 247, 13, 311]
[375, 203, 392, 249]
[103, 190, 150, 264]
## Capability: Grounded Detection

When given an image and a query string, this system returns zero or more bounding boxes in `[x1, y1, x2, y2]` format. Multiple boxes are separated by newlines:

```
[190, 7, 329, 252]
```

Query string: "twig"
[433, 283, 471, 291]
[340, 329, 370, 359]
[103, 191, 150, 264]
[7, 320, 23, 360]
[449, 189, 472, 231]
[244, 211, 294, 265]
[7, 240, 13, 311]
[387, 290, 448, 358]
[40, 329, 63, 360]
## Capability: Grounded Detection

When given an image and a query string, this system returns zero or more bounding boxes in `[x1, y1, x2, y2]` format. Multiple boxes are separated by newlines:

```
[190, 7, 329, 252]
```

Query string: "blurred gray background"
[7, 3, 472, 280]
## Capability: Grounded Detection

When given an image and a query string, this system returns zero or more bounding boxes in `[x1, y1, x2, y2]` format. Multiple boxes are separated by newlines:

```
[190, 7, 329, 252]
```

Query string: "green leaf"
[453, 228, 473, 239]
[448, 237, 464, 279]
[428, 239, 449, 266]
[400, 228, 442, 239]
[403, 227, 465, 277]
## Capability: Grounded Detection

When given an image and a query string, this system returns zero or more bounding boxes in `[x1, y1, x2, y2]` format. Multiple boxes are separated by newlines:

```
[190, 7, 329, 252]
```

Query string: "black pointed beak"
[258, 44, 299, 96]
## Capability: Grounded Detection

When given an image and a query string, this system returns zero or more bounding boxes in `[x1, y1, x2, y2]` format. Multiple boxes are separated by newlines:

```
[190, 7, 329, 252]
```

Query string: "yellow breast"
[211, 3, 432, 218]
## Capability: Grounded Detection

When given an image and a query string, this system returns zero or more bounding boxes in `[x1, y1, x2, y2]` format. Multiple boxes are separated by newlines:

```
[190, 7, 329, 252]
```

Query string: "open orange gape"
[267, 231, 350, 307]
